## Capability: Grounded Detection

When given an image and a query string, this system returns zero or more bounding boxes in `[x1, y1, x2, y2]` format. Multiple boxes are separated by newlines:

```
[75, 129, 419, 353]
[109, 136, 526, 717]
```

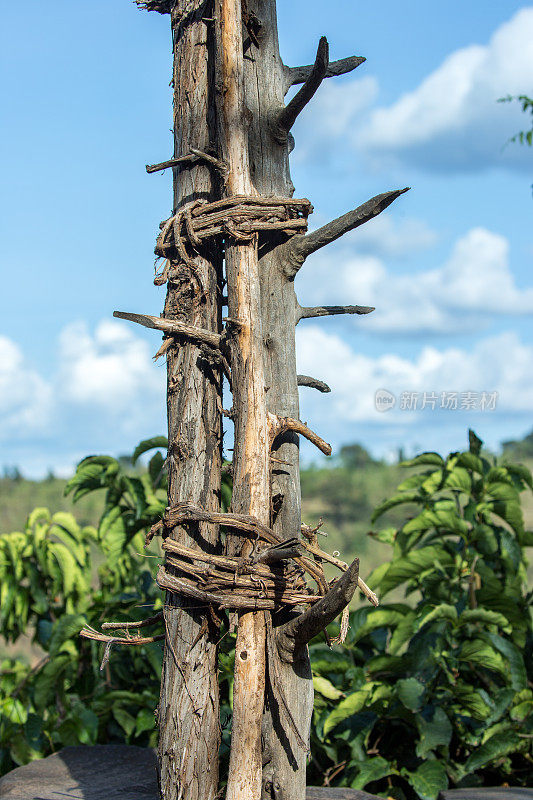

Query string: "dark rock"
[7, 747, 529, 800]
[0, 746, 158, 800]
[0, 747, 383, 800]
[440, 790, 533, 800]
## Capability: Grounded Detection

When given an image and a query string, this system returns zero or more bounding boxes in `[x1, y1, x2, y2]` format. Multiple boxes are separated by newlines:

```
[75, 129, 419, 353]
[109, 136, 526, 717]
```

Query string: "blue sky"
[1, 1, 532, 476]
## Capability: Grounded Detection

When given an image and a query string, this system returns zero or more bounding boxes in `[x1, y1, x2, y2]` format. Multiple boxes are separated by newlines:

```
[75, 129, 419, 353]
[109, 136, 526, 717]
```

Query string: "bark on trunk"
[242, 5, 314, 800]
[157, 5, 223, 800]
[213, 2, 271, 800]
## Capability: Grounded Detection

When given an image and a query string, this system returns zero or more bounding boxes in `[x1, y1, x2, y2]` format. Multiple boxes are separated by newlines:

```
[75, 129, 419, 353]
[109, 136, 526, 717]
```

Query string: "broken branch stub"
[296, 304, 374, 322]
[284, 54, 366, 93]
[276, 557, 360, 662]
[268, 413, 332, 456]
[270, 37, 329, 145]
[282, 188, 410, 277]
[297, 375, 331, 393]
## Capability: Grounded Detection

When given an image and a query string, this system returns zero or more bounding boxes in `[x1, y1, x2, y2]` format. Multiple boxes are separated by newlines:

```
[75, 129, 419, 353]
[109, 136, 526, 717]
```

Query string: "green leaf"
[48, 614, 86, 657]
[484, 632, 527, 690]
[148, 451, 165, 487]
[486, 481, 520, 504]
[468, 429, 483, 455]
[416, 707, 452, 758]
[48, 542, 80, 596]
[312, 676, 344, 701]
[371, 491, 421, 523]
[503, 462, 533, 490]
[510, 700, 533, 722]
[377, 546, 453, 597]
[458, 639, 506, 676]
[396, 677, 425, 711]
[323, 685, 374, 735]
[1, 697, 28, 725]
[58, 705, 98, 746]
[99, 506, 127, 565]
[459, 608, 511, 633]
[444, 466, 471, 493]
[64, 462, 106, 499]
[416, 603, 457, 631]
[389, 612, 416, 654]
[406, 760, 447, 800]
[452, 683, 492, 720]
[350, 608, 408, 643]
[462, 730, 526, 774]
[455, 452, 484, 474]
[132, 436, 168, 465]
[27, 507, 51, 528]
[351, 756, 393, 790]
[34, 654, 70, 708]
[400, 452, 444, 468]
[113, 706, 136, 737]
[490, 500, 524, 536]
[135, 707, 156, 736]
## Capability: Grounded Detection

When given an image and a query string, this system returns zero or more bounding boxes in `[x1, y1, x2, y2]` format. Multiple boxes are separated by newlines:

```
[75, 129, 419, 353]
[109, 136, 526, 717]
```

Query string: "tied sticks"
[119, 3, 411, 799]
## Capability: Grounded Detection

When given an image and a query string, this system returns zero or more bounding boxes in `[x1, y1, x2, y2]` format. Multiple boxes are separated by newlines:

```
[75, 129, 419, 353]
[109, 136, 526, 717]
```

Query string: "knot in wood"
[153, 195, 312, 285]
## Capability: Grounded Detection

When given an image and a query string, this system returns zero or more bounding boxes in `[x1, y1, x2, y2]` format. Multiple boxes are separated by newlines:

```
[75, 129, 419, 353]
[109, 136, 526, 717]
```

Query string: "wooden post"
[135, 3, 406, 800]
[213, 2, 270, 799]
[152, 5, 223, 800]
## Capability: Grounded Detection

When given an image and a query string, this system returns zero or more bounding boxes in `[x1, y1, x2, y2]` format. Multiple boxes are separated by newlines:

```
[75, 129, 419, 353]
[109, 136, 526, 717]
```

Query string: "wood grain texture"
[156, 4, 223, 800]
[242, 3, 315, 799]
[214, 2, 271, 799]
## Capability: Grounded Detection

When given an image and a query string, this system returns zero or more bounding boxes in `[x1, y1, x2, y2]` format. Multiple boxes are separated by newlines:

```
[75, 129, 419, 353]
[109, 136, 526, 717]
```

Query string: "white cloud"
[0, 336, 52, 442]
[296, 326, 533, 426]
[58, 320, 162, 408]
[0, 321, 165, 477]
[359, 8, 533, 171]
[291, 76, 378, 163]
[336, 213, 438, 259]
[298, 227, 533, 334]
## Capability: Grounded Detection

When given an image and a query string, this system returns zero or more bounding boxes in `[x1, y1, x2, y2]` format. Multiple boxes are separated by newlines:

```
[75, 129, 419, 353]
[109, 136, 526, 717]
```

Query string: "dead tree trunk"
[145, 5, 223, 800]
[133, 3, 407, 800]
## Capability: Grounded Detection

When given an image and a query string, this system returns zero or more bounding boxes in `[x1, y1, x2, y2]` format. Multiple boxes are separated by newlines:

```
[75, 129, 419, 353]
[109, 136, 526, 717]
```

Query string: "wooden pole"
[155, 5, 222, 800]
[214, 2, 270, 799]
[136, 3, 406, 800]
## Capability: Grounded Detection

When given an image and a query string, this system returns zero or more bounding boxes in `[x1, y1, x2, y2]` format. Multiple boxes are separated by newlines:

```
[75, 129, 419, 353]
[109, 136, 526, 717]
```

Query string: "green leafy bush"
[0, 439, 168, 775]
[2, 432, 532, 800]
[309, 432, 533, 798]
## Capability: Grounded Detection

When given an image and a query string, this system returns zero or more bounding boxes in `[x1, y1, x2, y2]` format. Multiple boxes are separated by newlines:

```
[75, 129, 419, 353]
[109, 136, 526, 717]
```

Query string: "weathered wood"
[269, 413, 332, 456]
[277, 559, 360, 662]
[296, 304, 374, 322]
[242, 4, 315, 799]
[270, 37, 329, 144]
[214, 2, 271, 799]
[282, 188, 410, 277]
[155, 4, 223, 800]
[297, 375, 331, 393]
[146, 148, 228, 175]
[113, 311, 222, 348]
[284, 55, 366, 92]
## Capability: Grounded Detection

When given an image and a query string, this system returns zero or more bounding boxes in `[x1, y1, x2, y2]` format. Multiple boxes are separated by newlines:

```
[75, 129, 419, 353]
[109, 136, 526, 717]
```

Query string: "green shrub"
[309, 431, 533, 799]
[2, 431, 532, 800]
[0, 440, 168, 775]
